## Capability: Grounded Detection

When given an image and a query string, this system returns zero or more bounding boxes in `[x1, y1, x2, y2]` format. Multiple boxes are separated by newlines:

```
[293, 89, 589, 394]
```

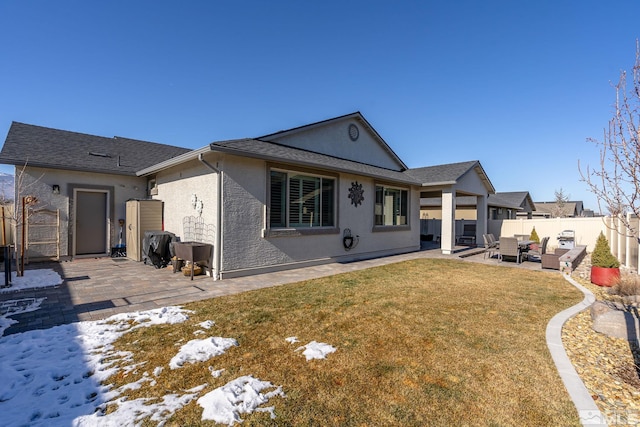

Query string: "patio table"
[496, 239, 533, 249]
[496, 239, 534, 263]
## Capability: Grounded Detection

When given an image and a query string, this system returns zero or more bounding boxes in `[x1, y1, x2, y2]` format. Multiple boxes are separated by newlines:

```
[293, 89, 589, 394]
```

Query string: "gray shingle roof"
[533, 201, 579, 217]
[211, 139, 419, 185]
[489, 191, 533, 210]
[404, 161, 481, 185]
[0, 122, 190, 176]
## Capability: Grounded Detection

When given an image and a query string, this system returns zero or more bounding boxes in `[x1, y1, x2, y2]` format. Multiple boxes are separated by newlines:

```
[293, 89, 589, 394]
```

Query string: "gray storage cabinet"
[126, 199, 163, 261]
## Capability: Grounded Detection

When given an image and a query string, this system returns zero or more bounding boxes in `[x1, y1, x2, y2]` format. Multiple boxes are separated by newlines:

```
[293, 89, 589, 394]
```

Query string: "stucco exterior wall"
[152, 156, 219, 242]
[219, 155, 420, 277]
[18, 166, 147, 258]
[270, 118, 402, 170]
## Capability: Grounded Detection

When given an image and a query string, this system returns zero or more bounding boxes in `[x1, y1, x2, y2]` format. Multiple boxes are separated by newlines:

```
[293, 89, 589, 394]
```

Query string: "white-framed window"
[374, 185, 408, 226]
[269, 169, 335, 228]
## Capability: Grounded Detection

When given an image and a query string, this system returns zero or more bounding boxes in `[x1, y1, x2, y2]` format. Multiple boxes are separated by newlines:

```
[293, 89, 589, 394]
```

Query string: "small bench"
[456, 224, 476, 246]
[541, 246, 587, 272]
[558, 245, 587, 273]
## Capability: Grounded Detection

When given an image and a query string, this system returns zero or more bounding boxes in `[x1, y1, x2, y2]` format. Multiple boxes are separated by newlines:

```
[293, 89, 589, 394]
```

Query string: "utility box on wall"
[126, 199, 163, 262]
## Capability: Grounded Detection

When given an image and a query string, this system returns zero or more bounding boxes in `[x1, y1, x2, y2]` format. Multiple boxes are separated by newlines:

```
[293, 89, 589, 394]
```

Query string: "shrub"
[529, 227, 540, 243]
[591, 232, 621, 268]
[609, 274, 640, 297]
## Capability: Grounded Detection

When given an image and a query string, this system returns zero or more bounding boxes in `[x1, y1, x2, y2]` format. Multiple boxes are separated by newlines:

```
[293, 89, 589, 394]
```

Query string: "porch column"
[476, 195, 487, 247]
[441, 189, 455, 254]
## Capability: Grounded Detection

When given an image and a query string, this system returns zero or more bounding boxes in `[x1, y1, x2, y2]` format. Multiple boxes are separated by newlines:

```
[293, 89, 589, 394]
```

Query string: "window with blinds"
[269, 170, 335, 228]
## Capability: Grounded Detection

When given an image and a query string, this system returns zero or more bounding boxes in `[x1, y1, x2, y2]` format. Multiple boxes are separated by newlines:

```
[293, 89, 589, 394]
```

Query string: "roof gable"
[405, 161, 495, 194]
[533, 201, 580, 217]
[489, 191, 535, 210]
[0, 122, 190, 175]
[258, 112, 407, 171]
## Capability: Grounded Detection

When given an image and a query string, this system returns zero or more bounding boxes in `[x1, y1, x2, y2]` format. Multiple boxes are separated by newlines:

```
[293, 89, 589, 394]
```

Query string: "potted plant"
[590, 231, 621, 287]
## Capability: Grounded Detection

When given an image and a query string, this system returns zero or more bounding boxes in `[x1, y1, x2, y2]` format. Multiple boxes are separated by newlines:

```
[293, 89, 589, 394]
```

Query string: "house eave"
[0, 158, 138, 176]
[136, 146, 212, 176]
[210, 144, 418, 186]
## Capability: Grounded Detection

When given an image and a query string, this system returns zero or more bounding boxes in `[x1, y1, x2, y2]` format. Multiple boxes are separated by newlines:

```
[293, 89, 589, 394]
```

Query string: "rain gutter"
[198, 153, 222, 280]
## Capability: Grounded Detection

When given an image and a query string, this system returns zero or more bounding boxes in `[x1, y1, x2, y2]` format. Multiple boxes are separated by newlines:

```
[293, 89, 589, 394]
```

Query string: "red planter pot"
[590, 266, 620, 287]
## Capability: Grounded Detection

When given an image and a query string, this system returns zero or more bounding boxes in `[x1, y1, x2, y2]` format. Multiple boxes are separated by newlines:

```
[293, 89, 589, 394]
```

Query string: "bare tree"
[580, 40, 640, 240]
[2, 162, 45, 277]
[551, 188, 570, 218]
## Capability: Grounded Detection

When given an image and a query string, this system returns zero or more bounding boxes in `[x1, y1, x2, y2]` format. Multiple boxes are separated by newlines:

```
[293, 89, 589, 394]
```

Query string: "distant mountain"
[0, 173, 15, 202]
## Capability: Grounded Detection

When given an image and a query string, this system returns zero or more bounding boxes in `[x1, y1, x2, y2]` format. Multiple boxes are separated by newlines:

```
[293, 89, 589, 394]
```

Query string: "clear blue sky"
[2, 1, 639, 213]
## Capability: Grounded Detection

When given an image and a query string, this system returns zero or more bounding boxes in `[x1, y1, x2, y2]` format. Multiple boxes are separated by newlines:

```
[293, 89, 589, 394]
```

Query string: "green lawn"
[110, 258, 583, 426]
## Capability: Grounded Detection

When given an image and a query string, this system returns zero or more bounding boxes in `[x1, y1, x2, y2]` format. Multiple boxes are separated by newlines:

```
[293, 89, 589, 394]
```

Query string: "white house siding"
[152, 156, 219, 243]
[269, 118, 403, 171]
[219, 156, 420, 277]
[18, 166, 148, 258]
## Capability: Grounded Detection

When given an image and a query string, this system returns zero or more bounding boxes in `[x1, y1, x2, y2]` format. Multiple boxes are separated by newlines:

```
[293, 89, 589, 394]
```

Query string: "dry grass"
[610, 272, 640, 298]
[109, 258, 583, 426]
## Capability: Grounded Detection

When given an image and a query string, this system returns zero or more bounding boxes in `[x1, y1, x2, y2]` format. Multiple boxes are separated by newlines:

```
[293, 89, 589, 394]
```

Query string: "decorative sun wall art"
[348, 181, 364, 207]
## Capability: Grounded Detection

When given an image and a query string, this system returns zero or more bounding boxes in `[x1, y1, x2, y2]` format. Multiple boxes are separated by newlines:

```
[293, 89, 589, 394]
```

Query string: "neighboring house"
[491, 191, 535, 219]
[0, 112, 496, 277]
[532, 200, 585, 218]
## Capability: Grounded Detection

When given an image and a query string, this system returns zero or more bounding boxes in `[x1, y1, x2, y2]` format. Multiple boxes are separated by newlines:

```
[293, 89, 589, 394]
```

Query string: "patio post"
[441, 189, 455, 254]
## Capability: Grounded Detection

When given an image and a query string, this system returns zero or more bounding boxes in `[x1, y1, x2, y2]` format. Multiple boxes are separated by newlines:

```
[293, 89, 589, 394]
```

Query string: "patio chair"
[483, 234, 497, 259]
[487, 233, 499, 248]
[498, 236, 522, 263]
[526, 236, 549, 262]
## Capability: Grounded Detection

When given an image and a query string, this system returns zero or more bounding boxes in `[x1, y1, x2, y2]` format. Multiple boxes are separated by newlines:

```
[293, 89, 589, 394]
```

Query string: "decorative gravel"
[562, 260, 640, 425]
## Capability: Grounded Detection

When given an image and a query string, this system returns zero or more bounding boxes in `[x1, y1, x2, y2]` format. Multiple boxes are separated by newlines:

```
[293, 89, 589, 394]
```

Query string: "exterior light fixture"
[52, 185, 60, 194]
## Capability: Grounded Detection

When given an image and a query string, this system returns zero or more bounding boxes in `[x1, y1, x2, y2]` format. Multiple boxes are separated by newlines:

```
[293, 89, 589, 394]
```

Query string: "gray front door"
[75, 191, 108, 255]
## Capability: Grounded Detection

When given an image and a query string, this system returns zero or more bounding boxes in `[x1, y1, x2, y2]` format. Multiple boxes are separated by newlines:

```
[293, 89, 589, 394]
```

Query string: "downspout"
[198, 153, 222, 280]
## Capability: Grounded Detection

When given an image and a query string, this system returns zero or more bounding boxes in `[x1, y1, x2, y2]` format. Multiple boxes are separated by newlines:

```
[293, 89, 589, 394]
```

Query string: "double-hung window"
[374, 185, 408, 226]
[270, 170, 335, 228]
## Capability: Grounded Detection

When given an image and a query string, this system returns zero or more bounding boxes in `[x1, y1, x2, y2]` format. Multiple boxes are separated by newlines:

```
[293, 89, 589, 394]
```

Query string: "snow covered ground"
[0, 269, 337, 426]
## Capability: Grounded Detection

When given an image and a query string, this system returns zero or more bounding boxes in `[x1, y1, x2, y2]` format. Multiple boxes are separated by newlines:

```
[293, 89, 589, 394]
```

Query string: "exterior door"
[75, 190, 108, 255]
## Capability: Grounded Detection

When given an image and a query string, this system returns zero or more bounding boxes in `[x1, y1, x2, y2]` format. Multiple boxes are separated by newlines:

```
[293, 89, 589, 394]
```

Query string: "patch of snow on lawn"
[0, 306, 192, 426]
[169, 336, 238, 369]
[199, 320, 215, 329]
[296, 341, 337, 360]
[0, 302, 290, 425]
[209, 366, 225, 378]
[197, 375, 285, 425]
[285, 336, 299, 343]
